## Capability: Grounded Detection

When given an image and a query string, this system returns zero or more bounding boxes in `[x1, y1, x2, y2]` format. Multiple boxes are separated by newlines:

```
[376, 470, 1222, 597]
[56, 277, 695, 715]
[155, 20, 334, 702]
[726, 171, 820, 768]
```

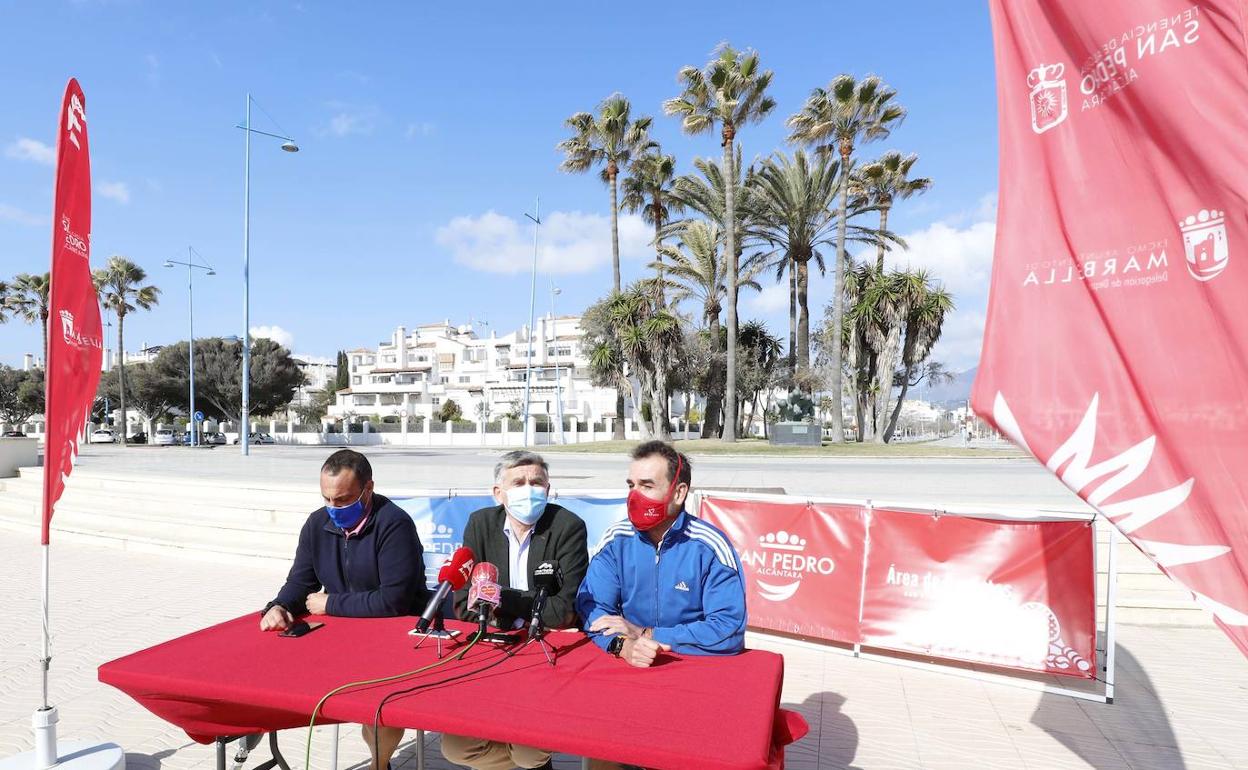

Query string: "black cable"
[370, 636, 533, 764]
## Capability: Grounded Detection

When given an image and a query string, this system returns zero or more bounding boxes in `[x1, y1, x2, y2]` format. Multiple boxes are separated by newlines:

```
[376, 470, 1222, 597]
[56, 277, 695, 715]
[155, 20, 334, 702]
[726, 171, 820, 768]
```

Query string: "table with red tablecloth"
[98, 615, 807, 770]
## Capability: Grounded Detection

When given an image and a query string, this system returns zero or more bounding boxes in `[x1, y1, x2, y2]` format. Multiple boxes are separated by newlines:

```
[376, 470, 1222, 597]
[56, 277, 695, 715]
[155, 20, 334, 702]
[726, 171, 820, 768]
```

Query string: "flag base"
[1, 724, 124, 770]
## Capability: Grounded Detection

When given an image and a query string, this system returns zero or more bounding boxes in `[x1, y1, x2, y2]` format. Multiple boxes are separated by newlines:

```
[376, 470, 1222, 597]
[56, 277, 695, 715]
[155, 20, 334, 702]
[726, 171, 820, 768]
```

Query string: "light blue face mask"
[326, 491, 367, 530]
[505, 485, 549, 526]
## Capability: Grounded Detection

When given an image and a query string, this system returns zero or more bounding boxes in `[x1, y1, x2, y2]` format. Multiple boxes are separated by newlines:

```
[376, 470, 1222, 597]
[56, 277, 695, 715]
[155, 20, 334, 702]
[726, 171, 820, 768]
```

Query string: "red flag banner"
[977, 2, 1248, 656]
[42, 78, 102, 545]
[699, 496, 867, 644]
[858, 508, 1097, 678]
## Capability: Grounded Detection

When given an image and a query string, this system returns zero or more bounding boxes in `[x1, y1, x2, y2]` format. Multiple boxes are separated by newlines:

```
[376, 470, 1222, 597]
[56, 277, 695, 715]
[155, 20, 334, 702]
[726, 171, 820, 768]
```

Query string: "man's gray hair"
[494, 450, 549, 484]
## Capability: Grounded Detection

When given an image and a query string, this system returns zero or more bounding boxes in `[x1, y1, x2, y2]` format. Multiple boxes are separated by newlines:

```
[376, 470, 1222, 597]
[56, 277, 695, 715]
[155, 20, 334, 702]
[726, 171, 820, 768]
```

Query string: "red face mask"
[627, 456, 684, 531]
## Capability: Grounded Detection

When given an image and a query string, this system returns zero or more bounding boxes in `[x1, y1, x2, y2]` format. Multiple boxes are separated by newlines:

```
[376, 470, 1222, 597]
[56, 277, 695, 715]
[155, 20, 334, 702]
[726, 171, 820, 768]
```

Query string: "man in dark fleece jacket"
[260, 449, 427, 770]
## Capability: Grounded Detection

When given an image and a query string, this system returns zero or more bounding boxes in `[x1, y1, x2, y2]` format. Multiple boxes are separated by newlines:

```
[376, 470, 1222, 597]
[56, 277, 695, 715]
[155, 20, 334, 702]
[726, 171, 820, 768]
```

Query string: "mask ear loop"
[664, 454, 685, 507]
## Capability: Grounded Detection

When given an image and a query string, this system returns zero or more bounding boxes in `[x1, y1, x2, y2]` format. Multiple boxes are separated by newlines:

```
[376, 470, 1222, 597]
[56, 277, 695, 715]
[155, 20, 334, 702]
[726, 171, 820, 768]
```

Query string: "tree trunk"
[871, 323, 902, 442]
[722, 130, 738, 442]
[609, 169, 621, 293]
[828, 147, 850, 443]
[117, 312, 127, 446]
[701, 296, 724, 439]
[654, 209, 665, 307]
[883, 366, 913, 443]
[796, 255, 811, 380]
[788, 256, 797, 375]
[877, 206, 890, 272]
[40, 308, 49, 369]
[855, 394, 866, 442]
[652, 368, 671, 441]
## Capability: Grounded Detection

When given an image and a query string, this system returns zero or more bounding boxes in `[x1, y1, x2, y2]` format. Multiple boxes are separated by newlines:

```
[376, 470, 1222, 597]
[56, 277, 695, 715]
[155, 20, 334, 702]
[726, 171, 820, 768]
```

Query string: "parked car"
[88, 429, 116, 444]
[130, 431, 147, 444]
[204, 432, 227, 445]
[154, 428, 178, 446]
[233, 432, 276, 445]
[2, 430, 26, 438]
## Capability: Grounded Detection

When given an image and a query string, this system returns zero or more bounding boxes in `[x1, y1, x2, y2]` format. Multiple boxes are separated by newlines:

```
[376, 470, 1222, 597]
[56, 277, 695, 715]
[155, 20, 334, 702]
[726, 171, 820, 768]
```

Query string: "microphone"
[466, 561, 502, 621]
[528, 561, 563, 638]
[414, 547, 475, 634]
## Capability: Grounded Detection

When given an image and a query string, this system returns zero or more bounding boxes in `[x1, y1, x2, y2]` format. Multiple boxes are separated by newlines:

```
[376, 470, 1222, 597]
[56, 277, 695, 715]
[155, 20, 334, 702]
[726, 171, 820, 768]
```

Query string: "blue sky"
[0, 1, 1000, 372]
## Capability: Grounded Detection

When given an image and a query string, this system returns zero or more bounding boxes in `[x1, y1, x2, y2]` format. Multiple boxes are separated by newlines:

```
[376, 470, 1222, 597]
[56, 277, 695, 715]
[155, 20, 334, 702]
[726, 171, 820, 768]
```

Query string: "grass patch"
[540, 437, 1026, 458]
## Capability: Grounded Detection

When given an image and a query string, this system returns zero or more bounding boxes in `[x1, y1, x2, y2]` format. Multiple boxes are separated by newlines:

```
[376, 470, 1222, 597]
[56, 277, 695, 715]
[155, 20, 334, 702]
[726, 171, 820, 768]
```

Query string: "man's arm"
[649, 552, 747, 655]
[326, 514, 424, 618]
[576, 540, 624, 651]
[271, 517, 321, 615]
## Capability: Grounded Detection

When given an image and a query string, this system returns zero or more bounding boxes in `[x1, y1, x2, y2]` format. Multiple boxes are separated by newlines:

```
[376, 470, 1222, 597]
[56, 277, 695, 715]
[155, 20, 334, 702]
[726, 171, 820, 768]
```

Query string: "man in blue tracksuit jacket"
[577, 440, 746, 667]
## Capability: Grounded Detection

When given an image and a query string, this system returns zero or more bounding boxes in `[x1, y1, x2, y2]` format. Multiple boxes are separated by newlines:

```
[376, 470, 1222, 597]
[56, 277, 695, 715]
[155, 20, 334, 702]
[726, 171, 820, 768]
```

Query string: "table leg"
[580, 759, 590, 770]
[415, 730, 425, 770]
[330, 724, 340, 770]
[216, 738, 227, 770]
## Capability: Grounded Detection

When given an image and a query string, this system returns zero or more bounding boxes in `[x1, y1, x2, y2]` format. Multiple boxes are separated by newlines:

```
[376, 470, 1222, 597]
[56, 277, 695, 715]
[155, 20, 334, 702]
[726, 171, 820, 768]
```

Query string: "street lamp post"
[550, 285, 565, 445]
[238, 93, 299, 456]
[522, 198, 540, 448]
[165, 249, 215, 447]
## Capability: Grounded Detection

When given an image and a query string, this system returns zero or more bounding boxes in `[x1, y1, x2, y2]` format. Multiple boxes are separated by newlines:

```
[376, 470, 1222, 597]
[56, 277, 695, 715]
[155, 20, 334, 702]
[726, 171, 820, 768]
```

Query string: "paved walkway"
[1, 534, 1246, 769]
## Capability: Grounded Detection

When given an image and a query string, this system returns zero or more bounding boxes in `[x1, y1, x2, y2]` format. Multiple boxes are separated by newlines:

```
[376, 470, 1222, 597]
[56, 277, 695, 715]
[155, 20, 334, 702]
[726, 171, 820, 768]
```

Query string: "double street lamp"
[237, 93, 299, 456]
[164, 249, 215, 446]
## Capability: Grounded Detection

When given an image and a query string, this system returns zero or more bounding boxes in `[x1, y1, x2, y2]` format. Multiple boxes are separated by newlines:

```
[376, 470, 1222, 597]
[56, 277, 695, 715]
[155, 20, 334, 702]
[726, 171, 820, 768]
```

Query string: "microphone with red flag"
[414, 547, 474, 634]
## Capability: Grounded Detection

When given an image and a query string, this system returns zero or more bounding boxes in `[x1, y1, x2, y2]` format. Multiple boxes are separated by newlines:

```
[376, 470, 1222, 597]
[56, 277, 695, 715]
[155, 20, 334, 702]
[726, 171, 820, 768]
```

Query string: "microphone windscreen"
[437, 547, 476, 589]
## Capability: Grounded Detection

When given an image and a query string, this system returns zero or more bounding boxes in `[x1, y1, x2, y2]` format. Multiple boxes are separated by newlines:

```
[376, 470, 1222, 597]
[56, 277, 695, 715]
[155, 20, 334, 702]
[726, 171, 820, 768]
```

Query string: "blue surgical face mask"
[326, 491, 367, 530]
[505, 485, 548, 526]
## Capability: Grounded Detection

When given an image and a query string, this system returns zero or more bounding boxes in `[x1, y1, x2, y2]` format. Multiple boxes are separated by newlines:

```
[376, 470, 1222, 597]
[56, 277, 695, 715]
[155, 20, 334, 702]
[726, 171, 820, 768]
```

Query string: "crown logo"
[759, 531, 807, 552]
[1026, 63, 1064, 88]
[1179, 209, 1225, 232]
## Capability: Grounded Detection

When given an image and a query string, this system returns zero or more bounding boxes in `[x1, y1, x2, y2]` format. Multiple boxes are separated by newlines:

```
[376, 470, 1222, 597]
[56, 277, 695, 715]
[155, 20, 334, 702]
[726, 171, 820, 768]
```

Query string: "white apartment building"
[327, 315, 623, 424]
[289, 355, 337, 412]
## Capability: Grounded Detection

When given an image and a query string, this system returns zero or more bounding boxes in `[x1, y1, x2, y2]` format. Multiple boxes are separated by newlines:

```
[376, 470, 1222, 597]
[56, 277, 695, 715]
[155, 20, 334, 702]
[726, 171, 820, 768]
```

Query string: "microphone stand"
[411, 612, 461, 660]
[527, 621, 557, 667]
[473, 602, 520, 645]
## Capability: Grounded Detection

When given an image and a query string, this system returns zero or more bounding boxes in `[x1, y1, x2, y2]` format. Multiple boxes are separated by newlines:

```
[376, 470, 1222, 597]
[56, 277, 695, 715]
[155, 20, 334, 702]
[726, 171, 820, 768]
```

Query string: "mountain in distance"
[918, 366, 977, 407]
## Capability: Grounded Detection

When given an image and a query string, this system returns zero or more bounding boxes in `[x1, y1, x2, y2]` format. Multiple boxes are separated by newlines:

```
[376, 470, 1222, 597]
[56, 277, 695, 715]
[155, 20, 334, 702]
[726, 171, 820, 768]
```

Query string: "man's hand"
[260, 605, 293, 632]
[589, 614, 644, 640]
[305, 592, 329, 615]
[620, 636, 671, 668]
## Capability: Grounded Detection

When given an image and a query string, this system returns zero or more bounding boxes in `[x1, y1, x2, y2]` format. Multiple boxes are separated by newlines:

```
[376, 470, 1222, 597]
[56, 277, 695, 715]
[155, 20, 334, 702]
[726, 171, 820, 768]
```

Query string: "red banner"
[977, 1, 1248, 657]
[42, 78, 102, 545]
[859, 509, 1097, 678]
[700, 497, 867, 644]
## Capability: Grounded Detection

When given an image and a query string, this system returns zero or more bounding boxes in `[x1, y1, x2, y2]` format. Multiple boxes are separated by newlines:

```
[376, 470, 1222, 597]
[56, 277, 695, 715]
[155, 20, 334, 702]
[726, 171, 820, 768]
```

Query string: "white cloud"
[250, 325, 294, 349]
[320, 103, 379, 138]
[405, 121, 435, 138]
[744, 282, 790, 314]
[0, 203, 44, 227]
[5, 137, 55, 166]
[436, 210, 651, 275]
[97, 180, 131, 204]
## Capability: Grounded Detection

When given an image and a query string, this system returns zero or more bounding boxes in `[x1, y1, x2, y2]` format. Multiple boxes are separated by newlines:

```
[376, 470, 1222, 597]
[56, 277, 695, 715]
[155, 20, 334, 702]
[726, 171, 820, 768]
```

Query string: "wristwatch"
[607, 635, 626, 657]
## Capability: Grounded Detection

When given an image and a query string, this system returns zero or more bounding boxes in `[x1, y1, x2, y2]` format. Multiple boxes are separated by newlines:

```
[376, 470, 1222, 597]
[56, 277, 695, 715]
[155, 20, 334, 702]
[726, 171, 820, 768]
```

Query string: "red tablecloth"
[98, 615, 807, 770]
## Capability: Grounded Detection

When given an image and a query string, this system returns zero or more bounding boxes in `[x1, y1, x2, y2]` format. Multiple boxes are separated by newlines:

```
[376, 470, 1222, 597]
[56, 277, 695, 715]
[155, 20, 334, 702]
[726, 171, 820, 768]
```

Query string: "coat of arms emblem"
[1181, 209, 1229, 282]
[1028, 63, 1068, 134]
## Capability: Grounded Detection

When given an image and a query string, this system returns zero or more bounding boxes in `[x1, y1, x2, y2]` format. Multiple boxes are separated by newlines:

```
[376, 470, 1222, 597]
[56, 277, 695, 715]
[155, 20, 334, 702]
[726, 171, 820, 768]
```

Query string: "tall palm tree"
[658, 219, 763, 434]
[620, 150, 682, 304]
[8, 272, 52, 365]
[557, 93, 655, 292]
[854, 151, 931, 270]
[93, 257, 160, 445]
[750, 150, 901, 379]
[557, 93, 654, 439]
[0, 279, 10, 324]
[665, 44, 775, 443]
[788, 74, 906, 442]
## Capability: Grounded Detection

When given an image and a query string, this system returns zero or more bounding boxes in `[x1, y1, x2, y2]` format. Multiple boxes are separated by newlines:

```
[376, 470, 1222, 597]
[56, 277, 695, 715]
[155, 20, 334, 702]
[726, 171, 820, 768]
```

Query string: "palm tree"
[737, 319, 783, 437]
[883, 278, 953, 442]
[788, 74, 906, 442]
[0, 279, 10, 324]
[665, 44, 775, 442]
[621, 150, 682, 304]
[557, 93, 654, 439]
[750, 150, 901, 379]
[93, 257, 160, 445]
[8, 272, 52, 365]
[557, 93, 655, 292]
[854, 151, 931, 270]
